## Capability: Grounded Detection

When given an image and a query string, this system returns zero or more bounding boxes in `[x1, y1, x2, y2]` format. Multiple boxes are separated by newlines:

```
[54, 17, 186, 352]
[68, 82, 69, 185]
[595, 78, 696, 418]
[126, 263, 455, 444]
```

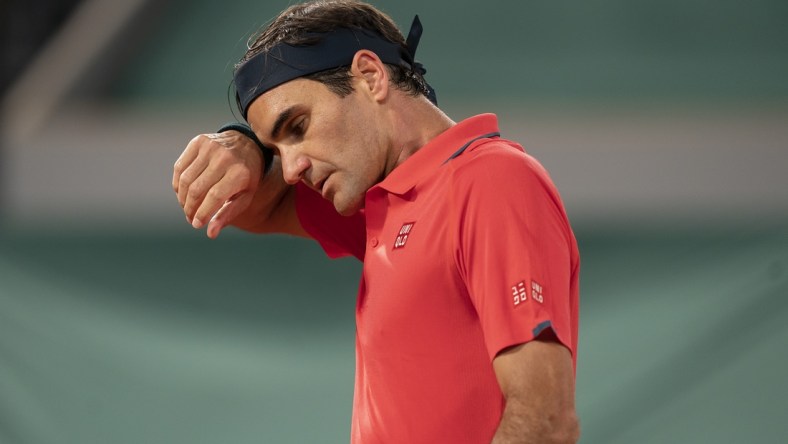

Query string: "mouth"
[315, 174, 331, 198]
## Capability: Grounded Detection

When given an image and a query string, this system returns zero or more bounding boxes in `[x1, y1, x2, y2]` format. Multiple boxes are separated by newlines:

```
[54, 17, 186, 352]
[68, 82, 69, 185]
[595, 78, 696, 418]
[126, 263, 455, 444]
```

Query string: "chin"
[333, 194, 364, 216]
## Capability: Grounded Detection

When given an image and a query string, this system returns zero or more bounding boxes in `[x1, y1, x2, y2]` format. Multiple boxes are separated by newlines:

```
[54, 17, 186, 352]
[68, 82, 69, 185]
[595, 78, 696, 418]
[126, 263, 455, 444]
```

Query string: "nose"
[280, 149, 311, 185]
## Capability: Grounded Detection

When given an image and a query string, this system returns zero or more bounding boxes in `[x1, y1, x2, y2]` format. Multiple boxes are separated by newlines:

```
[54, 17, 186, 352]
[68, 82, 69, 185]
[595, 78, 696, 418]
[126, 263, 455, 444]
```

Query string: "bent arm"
[491, 337, 580, 444]
[224, 155, 306, 236]
[173, 130, 307, 238]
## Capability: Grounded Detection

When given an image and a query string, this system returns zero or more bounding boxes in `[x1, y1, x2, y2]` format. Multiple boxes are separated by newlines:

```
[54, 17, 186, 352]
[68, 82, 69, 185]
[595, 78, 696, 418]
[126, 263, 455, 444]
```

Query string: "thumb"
[205, 192, 254, 239]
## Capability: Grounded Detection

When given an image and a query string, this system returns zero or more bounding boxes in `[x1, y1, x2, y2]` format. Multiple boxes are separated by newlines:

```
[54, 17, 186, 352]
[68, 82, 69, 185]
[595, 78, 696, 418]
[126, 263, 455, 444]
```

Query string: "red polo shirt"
[296, 114, 579, 443]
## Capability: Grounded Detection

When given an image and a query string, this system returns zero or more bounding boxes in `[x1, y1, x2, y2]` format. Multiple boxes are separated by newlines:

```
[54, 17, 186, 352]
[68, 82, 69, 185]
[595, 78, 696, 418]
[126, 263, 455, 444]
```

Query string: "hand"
[173, 130, 263, 238]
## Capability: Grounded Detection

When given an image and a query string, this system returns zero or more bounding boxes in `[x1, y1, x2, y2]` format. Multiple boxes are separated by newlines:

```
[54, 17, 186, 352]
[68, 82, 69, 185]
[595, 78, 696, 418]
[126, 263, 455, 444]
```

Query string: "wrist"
[217, 122, 274, 174]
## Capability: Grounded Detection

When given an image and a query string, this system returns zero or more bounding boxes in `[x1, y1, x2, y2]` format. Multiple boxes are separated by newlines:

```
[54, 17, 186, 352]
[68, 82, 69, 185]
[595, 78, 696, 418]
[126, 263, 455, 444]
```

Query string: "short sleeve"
[452, 142, 579, 361]
[295, 182, 366, 261]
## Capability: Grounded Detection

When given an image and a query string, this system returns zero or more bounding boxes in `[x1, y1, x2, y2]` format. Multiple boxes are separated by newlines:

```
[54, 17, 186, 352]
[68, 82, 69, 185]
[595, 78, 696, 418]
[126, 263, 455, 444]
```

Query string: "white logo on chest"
[393, 222, 415, 250]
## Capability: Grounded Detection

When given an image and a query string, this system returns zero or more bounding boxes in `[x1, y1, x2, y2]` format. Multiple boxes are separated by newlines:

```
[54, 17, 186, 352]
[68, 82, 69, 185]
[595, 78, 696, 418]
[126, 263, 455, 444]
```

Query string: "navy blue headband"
[234, 15, 436, 119]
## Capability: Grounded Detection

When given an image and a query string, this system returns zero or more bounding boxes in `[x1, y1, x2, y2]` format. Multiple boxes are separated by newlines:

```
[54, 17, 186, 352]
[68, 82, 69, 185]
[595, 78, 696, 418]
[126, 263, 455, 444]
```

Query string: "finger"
[183, 166, 228, 225]
[190, 168, 250, 229]
[173, 135, 204, 193]
[176, 148, 211, 209]
[206, 192, 254, 239]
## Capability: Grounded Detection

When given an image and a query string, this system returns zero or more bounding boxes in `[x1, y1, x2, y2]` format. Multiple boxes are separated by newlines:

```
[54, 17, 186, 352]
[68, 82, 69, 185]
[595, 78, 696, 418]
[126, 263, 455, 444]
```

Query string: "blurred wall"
[2, 0, 787, 230]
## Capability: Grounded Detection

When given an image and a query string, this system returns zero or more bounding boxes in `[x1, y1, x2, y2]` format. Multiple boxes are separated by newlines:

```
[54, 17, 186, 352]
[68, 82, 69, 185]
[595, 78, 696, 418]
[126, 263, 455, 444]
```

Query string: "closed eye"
[290, 116, 307, 138]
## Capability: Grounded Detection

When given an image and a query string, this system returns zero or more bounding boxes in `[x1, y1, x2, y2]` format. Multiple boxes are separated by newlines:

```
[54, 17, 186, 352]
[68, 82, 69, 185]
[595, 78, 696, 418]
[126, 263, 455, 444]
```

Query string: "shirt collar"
[372, 113, 500, 196]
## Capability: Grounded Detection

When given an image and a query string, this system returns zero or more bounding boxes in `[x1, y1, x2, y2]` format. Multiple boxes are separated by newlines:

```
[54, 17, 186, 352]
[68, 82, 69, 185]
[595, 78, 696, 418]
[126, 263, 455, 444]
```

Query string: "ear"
[350, 49, 389, 102]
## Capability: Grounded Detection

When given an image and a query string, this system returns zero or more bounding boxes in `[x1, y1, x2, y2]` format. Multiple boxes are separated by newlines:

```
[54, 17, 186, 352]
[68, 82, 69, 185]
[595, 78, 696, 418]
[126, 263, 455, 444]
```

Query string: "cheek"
[316, 106, 381, 175]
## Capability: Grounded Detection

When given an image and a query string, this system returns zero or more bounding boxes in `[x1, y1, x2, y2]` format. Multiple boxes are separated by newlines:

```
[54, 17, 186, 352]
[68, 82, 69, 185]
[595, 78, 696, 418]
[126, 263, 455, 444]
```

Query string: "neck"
[383, 93, 455, 176]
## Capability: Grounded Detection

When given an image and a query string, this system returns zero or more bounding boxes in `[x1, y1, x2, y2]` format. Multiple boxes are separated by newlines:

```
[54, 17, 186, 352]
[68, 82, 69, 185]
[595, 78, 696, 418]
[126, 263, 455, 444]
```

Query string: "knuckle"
[209, 150, 226, 161]
[190, 134, 208, 146]
[174, 152, 190, 174]
[190, 134, 219, 154]
[229, 164, 252, 182]
[179, 170, 195, 186]
[206, 186, 225, 202]
[188, 179, 207, 200]
[214, 149, 232, 164]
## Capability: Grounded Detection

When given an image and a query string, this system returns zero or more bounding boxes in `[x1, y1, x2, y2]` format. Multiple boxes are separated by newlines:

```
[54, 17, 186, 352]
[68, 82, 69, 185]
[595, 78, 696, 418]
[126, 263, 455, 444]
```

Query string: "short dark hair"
[239, 0, 430, 99]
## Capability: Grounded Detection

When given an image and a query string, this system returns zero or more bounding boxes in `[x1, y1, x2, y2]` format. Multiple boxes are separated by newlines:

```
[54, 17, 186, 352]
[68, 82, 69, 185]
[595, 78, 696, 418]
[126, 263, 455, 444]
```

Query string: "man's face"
[247, 77, 388, 216]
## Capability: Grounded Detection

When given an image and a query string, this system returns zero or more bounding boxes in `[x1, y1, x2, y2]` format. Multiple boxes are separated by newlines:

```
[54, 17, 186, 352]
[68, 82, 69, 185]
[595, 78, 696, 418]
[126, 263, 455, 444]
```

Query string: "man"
[173, 1, 580, 442]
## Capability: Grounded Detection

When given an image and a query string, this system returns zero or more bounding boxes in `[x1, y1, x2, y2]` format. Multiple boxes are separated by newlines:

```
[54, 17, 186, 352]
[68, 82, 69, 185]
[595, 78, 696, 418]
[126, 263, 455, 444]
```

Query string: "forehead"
[247, 78, 329, 123]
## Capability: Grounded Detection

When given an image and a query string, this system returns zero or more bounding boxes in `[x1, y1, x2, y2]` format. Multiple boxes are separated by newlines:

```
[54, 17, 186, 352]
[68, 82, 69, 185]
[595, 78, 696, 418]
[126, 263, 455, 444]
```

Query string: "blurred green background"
[2, 0, 787, 443]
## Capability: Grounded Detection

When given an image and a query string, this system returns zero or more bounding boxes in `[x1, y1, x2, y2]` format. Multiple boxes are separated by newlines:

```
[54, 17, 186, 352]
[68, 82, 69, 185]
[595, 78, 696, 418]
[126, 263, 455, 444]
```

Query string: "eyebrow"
[270, 106, 297, 140]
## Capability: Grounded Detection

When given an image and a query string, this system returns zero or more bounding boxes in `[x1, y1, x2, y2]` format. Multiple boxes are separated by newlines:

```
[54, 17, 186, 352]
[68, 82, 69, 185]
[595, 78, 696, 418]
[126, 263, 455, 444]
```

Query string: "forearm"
[491, 398, 579, 444]
[491, 340, 580, 444]
[229, 158, 295, 233]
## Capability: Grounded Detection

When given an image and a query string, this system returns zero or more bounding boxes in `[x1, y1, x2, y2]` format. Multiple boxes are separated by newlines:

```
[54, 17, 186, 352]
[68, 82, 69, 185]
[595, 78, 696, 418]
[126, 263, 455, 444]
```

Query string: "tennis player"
[173, 1, 580, 442]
